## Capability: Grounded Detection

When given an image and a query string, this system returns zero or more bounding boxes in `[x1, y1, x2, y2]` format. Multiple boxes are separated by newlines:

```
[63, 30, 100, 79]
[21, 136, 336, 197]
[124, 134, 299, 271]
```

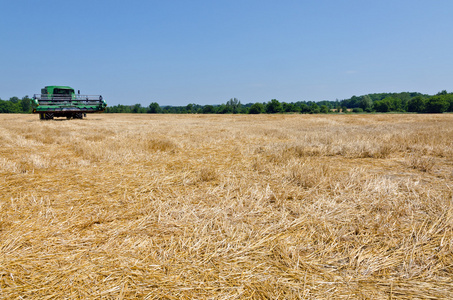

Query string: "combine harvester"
[32, 86, 107, 120]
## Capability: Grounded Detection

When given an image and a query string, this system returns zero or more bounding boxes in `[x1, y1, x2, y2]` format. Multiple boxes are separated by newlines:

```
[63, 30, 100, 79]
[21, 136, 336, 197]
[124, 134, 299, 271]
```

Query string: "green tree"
[265, 99, 282, 113]
[348, 95, 360, 108]
[202, 105, 215, 114]
[132, 103, 144, 113]
[226, 98, 241, 114]
[320, 105, 329, 114]
[249, 102, 264, 114]
[116, 105, 131, 113]
[374, 100, 390, 112]
[9, 97, 20, 104]
[20, 96, 31, 113]
[216, 104, 230, 114]
[390, 97, 403, 112]
[148, 102, 161, 113]
[282, 102, 298, 113]
[398, 92, 411, 111]
[0, 100, 20, 113]
[407, 96, 425, 112]
[373, 97, 396, 112]
[299, 103, 310, 113]
[425, 96, 449, 113]
[447, 94, 453, 112]
[309, 103, 320, 114]
[359, 95, 373, 111]
[186, 103, 194, 113]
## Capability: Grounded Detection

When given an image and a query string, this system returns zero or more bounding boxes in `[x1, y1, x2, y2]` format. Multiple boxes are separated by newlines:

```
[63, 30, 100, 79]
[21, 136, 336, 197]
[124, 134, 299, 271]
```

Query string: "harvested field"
[1, 113, 453, 299]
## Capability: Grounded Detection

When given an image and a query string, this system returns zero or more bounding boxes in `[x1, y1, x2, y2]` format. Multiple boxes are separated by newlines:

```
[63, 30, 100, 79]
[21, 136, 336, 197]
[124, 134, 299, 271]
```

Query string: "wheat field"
[0, 113, 452, 299]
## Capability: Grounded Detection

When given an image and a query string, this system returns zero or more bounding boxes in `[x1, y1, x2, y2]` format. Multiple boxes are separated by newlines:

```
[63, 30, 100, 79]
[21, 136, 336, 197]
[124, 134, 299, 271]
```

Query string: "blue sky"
[1, 0, 452, 106]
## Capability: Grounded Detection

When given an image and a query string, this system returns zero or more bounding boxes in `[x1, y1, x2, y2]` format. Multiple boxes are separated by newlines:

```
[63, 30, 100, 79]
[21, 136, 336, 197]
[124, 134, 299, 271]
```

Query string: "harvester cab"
[32, 86, 107, 120]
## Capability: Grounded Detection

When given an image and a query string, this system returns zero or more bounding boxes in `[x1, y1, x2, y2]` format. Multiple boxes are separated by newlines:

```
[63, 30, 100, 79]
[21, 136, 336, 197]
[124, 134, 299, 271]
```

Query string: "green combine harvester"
[32, 86, 107, 120]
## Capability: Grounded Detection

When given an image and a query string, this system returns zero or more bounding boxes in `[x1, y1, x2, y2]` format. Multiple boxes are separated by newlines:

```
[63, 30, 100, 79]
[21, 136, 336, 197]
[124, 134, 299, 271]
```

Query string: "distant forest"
[1, 91, 453, 114]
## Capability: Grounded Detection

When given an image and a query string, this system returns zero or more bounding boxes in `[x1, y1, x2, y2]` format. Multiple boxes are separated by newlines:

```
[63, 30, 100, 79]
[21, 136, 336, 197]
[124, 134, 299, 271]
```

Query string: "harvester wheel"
[45, 113, 54, 120]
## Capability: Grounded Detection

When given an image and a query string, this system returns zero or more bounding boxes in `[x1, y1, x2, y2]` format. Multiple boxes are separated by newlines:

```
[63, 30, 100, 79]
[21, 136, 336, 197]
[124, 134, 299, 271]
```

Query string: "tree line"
[105, 91, 453, 114]
[1, 92, 453, 114]
[0, 96, 32, 113]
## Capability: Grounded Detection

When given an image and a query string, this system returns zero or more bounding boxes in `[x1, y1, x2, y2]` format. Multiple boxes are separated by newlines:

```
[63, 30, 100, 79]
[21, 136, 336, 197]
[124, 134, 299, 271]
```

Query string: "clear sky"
[1, 0, 452, 106]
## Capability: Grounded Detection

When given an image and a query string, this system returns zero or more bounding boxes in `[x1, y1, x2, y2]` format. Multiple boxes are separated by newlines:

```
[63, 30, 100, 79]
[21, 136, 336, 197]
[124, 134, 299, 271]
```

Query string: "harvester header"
[32, 86, 107, 120]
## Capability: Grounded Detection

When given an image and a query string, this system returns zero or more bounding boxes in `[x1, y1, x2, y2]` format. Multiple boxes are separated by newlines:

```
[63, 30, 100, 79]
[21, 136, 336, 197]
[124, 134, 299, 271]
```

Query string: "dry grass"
[1, 113, 452, 299]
